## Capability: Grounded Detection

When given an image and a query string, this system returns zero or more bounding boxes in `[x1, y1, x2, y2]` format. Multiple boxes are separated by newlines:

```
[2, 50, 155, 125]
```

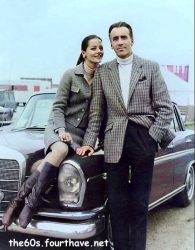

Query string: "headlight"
[58, 160, 86, 207]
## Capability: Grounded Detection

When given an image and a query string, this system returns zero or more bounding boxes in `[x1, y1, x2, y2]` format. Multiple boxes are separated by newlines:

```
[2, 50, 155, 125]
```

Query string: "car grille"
[0, 159, 20, 212]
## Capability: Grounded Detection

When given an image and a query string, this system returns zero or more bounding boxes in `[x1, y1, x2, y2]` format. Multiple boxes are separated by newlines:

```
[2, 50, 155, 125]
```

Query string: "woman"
[2, 35, 104, 228]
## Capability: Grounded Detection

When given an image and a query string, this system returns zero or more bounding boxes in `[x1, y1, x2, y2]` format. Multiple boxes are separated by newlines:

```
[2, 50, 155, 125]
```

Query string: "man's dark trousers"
[106, 121, 157, 250]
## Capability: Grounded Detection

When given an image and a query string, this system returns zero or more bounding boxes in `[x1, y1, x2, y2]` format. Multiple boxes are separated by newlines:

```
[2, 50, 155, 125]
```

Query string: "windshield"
[14, 93, 55, 129]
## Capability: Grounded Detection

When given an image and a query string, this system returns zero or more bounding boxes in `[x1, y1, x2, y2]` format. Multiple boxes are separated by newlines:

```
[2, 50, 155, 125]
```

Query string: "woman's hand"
[58, 131, 73, 144]
[76, 146, 94, 156]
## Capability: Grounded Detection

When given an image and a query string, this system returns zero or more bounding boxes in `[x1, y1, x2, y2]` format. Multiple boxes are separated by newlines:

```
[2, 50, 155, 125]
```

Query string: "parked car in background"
[0, 89, 17, 126]
[0, 106, 14, 125]
[0, 90, 194, 248]
[0, 90, 17, 112]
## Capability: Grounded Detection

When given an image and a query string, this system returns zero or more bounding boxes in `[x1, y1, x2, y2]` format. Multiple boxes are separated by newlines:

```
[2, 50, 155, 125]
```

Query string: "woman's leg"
[40, 141, 69, 169]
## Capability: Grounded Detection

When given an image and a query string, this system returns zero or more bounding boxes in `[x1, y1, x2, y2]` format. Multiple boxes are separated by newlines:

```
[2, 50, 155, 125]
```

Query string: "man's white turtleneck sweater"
[117, 54, 133, 108]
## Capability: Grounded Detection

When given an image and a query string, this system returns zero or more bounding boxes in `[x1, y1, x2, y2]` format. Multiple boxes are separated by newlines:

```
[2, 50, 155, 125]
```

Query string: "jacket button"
[81, 109, 85, 112]
[77, 118, 81, 121]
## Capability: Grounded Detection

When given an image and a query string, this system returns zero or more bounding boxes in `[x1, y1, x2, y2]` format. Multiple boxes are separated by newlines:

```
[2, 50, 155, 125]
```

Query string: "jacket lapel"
[108, 59, 126, 110]
[127, 55, 143, 104]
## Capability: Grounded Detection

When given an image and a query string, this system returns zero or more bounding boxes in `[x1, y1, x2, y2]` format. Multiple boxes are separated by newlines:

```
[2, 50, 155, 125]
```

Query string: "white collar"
[117, 54, 133, 65]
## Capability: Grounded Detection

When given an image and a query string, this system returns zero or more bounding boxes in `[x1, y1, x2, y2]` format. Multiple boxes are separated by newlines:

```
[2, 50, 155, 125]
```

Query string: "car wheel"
[174, 164, 194, 207]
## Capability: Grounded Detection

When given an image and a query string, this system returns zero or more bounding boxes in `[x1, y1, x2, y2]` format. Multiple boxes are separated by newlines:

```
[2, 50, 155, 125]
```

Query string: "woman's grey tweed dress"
[44, 63, 92, 154]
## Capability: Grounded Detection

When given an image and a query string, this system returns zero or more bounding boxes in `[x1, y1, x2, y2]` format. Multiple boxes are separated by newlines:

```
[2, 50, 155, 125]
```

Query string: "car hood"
[0, 129, 45, 155]
[0, 106, 10, 112]
[0, 128, 46, 175]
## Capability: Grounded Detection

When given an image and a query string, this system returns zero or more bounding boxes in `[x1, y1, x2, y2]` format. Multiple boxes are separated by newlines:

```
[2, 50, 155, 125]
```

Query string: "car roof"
[32, 88, 58, 95]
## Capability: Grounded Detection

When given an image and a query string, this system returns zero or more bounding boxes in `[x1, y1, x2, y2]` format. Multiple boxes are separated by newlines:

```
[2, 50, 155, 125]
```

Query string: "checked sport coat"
[82, 54, 175, 163]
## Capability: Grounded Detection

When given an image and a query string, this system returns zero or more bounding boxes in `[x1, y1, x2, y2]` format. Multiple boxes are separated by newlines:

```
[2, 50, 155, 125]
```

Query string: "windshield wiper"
[25, 125, 46, 130]
[11, 125, 46, 131]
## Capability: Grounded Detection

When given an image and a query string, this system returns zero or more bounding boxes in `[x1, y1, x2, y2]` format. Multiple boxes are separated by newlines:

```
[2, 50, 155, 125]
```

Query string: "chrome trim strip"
[86, 150, 194, 181]
[149, 185, 185, 210]
[155, 149, 194, 164]
[187, 160, 195, 168]
[0, 169, 20, 171]
[0, 216, 105, 239]
[87, 173, 107, 182]
[0, 189, 18, 192]
[37, 206, 105, 220]
[59, 159, 86, 208]
[0, 180, 19, 182]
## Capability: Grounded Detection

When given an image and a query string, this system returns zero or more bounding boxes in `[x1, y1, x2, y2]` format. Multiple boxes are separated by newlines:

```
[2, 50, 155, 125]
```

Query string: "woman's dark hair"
[76, 35, 102, 65]
[108, 21, 133, 41]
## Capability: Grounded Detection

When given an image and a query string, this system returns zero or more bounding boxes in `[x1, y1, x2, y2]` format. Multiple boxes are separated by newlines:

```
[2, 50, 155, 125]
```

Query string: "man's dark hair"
[109, 21, 133, 39]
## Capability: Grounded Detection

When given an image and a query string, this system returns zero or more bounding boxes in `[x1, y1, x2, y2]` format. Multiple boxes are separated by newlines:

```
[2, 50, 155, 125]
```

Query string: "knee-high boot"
[2, 170, 40, 226]
[18, 162, 58, 228]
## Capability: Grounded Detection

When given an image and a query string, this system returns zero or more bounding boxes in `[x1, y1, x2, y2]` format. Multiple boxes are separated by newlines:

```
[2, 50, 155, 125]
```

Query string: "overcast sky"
[0, 0, 194, 84]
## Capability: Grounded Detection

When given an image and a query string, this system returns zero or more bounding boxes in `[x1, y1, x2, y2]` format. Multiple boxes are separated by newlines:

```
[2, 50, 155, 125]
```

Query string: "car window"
[30, 99, 53, 127]
[170, 113, 180, 132]
[9, 92, 15, 102]
[7, 93, 11, 101]
[4, 93, 9, 102]
[14, 93, 55, 129]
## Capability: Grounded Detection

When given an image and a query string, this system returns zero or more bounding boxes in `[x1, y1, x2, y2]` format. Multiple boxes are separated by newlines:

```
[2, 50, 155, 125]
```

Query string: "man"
[77, 21, 175, 250]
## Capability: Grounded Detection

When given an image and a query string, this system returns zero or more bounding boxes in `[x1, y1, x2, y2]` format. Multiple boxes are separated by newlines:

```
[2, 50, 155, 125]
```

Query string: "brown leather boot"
[2, 171, 40, 226]
[19, 162, 58, 228]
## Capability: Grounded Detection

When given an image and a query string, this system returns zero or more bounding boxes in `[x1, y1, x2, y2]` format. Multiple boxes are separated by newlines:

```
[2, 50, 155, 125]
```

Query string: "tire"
[174, 164, 194, 207]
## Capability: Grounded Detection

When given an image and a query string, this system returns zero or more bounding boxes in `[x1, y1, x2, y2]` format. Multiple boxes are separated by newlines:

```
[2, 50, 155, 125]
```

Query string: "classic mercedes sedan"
[0, 90, 194, 247]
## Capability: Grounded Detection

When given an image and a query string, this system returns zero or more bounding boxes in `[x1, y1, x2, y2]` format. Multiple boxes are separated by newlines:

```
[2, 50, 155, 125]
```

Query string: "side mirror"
[18, 102, 25, 107]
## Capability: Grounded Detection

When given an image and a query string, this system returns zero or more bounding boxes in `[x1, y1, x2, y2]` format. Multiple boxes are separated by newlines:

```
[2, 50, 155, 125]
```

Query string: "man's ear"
[109, 37, 113, 49]
[110, 41, 113, 49]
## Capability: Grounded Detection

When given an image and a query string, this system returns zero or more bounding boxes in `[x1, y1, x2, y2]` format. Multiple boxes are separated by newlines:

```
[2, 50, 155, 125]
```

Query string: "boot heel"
[19, 204, 37, 229]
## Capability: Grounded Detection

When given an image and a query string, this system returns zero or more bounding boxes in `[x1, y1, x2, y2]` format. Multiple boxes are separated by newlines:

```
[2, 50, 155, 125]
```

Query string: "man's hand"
[76, 146, 94, 156]
[58, 131, 73, 144]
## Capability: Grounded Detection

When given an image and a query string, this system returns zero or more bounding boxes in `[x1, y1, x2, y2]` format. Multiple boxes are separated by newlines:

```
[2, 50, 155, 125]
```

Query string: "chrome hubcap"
[186, 166, 194, 200]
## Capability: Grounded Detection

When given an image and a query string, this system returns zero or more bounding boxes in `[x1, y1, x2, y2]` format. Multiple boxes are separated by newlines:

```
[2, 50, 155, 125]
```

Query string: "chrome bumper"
[0, 214, 105, 239]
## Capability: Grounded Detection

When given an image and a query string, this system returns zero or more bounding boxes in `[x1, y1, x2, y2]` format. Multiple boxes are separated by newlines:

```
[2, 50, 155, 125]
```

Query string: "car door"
[149, 112, 177, 204]
[172, 105, 194, 189]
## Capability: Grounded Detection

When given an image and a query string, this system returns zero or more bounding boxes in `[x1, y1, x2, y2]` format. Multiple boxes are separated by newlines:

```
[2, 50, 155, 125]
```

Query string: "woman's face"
[82, 38, 104, 65]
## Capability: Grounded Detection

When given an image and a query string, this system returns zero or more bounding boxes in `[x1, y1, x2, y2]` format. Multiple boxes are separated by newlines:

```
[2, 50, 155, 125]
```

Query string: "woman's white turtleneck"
[117, 54, 133, 108]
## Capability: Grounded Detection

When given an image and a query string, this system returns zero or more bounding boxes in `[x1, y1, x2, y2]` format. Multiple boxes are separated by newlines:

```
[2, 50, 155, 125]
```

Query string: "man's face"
[110, 27, 133, 59]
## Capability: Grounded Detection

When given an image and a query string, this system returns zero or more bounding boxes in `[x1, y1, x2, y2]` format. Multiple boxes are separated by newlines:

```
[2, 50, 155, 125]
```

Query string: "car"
[0, 106, 14, 125]
[0, 90, 194, 247]
[0, 90, 17, 112]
